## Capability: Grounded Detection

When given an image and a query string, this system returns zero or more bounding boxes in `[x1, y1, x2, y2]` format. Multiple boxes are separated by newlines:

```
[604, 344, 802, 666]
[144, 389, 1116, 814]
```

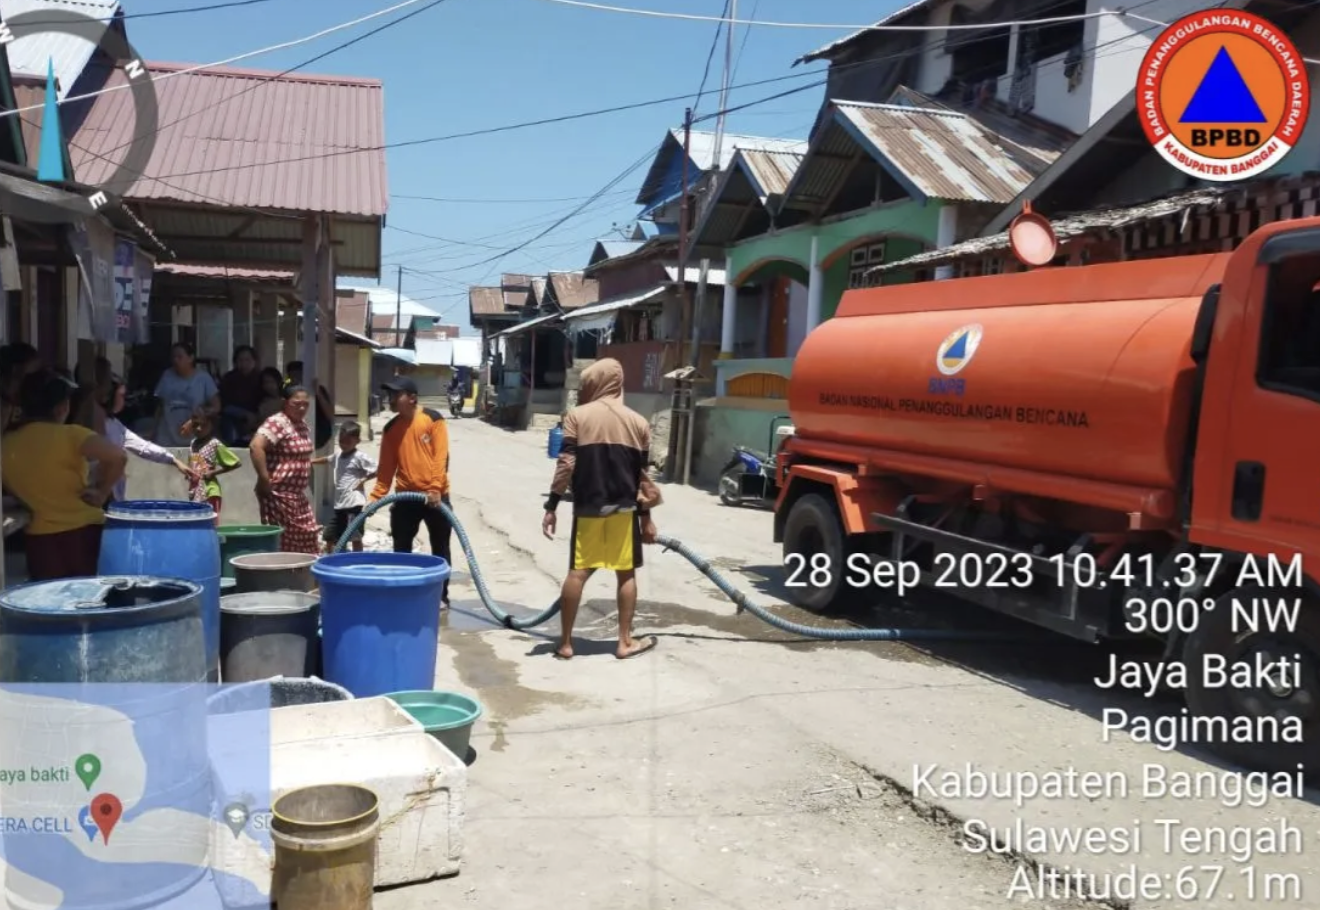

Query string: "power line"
[692, 0, 730, 117]
[7, 0, 293, 26]
[131, 5, 1168, 183]
[94, 0, 453, 159]
[534, 0, 1117, 32]
[0, 0, 444, 119]
[392, 189, 636, 205]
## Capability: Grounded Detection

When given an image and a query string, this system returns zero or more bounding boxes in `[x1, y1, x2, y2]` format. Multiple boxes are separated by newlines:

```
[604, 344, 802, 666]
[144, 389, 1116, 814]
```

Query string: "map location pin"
[222, 802, 250, 840]
[77, 806, 98, 843]
[74, 754, 101, 791]
[90, 794, 122, 845]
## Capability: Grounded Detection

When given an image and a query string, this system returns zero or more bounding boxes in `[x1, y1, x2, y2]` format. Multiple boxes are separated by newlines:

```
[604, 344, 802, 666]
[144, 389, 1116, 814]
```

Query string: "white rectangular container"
[211, 726, 466, 900]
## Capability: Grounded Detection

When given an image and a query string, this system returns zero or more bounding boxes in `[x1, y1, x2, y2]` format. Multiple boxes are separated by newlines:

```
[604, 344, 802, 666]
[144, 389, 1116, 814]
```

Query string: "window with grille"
[984, 257, 1004, 275]
[847, 241, 888, 289]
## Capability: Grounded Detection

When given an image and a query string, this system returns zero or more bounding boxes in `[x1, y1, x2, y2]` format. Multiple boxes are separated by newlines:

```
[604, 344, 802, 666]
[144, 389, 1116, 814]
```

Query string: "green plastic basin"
[384, 690, 482, 762]
[217, 524, 283, 579]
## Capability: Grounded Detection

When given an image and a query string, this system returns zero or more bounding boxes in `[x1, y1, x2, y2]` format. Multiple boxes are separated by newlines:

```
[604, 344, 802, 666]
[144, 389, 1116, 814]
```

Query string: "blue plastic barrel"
[311, 552, 451, 697]
[98, 500, 222, 681]
[548, 423, 564, 459]
[0, 576, 212, 907]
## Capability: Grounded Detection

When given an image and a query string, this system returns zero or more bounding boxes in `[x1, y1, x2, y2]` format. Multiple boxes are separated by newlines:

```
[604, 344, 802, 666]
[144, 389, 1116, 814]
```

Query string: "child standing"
[187, 410, 242, 525]
[314, 422, 377, 552]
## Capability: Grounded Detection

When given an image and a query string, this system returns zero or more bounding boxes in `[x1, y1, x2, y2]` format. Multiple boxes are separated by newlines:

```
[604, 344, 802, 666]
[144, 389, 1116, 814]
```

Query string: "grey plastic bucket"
[220, 591, 320, 683]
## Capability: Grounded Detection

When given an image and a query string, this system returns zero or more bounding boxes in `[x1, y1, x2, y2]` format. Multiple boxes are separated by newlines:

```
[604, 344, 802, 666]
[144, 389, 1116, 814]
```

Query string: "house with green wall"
[686, 88, 1075, 482]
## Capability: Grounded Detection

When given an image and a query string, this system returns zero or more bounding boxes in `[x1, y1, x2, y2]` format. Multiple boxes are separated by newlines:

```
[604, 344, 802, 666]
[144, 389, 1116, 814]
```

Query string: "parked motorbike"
[718, 416, 792, 508]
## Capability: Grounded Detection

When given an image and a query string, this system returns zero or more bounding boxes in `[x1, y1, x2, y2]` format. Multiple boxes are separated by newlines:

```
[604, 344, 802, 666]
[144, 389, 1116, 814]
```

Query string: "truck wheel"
[781, 493, 852, 613]
[1182, 586, 1320, 772]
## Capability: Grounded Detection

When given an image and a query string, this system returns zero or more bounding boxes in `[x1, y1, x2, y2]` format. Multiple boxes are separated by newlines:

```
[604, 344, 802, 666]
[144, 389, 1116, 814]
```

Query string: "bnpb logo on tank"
[1139, 10, 1311, 181]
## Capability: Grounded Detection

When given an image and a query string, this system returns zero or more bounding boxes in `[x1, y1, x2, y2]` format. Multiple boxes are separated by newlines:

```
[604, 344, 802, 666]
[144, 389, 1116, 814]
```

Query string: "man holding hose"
[542, 358, 662, 660]
[368, 376, 453, 608]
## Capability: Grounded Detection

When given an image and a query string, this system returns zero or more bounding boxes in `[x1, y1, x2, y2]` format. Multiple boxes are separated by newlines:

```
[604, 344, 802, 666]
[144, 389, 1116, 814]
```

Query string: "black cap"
[381, 377, 419, 395]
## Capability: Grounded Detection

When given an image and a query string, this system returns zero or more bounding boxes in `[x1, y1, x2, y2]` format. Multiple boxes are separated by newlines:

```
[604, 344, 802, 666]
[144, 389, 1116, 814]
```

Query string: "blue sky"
[122, 0, 894, 331]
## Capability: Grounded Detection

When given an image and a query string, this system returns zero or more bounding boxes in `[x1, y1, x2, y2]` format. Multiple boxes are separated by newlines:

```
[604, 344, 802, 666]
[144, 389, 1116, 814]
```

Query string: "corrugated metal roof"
[335, 290, 370, 336]
[594, 239, 645, 262]
[739, 147, 807, 199]
[796, 0, 937, 65]
[563, 285, 666, 333]
[871, 183, 1250, 274]
[635, 129, 814, 205]
[832, 101, 1041, 203]
[339, 285, 438, 324]
[468, 286, 504, 317]
[492, 312, 558, 339]
[69, 61, 387, 217]
[546, 271, 599, 309]
[530, 276, 547, 306]
[0, 0, 120, 100]
[335, 326, 379, 348]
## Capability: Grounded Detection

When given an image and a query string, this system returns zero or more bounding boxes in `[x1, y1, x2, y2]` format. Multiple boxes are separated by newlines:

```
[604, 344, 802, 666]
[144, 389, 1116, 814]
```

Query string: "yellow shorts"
[570, 511, 643, 571]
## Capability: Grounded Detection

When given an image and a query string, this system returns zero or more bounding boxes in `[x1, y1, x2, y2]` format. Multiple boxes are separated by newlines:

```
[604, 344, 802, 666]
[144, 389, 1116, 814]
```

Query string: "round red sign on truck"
[1138, 10, 1309, 181]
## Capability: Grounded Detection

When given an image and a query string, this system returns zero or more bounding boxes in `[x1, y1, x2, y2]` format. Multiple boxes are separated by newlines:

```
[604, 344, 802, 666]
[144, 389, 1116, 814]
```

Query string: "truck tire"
[1182, 585, 1320, 772]
[781, 493, 853, 613]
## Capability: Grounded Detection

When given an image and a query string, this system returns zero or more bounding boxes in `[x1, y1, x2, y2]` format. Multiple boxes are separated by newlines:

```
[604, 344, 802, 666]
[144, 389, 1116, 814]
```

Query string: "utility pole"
[668, 107, 695, 483]
[395, 264, 404, 348]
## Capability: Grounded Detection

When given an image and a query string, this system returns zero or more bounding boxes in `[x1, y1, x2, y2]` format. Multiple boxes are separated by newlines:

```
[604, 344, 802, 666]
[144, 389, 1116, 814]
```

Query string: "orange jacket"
[370, 407, 449, 500]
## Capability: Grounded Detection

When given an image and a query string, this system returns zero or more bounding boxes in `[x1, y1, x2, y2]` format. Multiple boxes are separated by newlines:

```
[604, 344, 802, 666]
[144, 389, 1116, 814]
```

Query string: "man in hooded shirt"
[542, 358, 662, 660]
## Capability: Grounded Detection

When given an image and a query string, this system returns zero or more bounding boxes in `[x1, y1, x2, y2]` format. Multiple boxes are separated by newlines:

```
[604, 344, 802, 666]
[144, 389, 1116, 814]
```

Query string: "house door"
[36, 268, 60, 366]
[766, 276, 789, 358]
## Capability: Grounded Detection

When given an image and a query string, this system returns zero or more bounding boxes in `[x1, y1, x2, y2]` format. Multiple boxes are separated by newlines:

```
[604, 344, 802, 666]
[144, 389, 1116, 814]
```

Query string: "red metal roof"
[69, 61, 387, 217]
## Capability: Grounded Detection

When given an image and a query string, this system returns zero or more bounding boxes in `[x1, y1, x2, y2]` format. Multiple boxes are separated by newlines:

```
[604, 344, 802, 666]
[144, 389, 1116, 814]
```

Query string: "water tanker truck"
[773, 217, 1320, 773]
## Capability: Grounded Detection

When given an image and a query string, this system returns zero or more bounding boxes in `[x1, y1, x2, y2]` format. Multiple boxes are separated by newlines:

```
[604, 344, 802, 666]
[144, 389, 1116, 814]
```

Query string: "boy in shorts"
[315, 422, 377, 552]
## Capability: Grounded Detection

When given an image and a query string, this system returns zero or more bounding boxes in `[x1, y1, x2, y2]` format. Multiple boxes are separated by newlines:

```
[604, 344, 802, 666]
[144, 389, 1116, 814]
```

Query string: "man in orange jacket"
[367, 377, 453, 606]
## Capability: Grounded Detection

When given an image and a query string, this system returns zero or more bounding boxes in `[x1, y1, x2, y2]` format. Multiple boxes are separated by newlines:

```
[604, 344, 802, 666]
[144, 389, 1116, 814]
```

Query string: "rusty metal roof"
[546, 271, 599, 310]
[781, 99, 1068, 213]
[12, 75, 51, 170]
[531, 276, 547, 306]
[870, 181, 1263, 274]
[68, 61, 387, 217]
[469, 286, 504, 318]
[739, 147, 807, 199]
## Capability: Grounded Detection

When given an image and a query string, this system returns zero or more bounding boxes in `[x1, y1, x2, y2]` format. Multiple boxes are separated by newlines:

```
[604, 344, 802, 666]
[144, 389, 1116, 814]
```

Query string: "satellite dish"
[1008, 201, 1058, 268]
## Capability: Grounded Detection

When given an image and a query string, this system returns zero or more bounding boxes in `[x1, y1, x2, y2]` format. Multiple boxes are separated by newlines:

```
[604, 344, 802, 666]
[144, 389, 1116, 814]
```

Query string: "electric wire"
[693, 0, 731, 116]
[132, 3, 1171, 182]
[0, 0, 446, 119]
[8, 0, 292, 26]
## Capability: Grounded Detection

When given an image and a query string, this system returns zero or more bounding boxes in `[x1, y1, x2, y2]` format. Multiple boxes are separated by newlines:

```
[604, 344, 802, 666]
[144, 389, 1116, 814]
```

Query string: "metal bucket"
[220, 591, 320, 682]
[271, 784, 380, 910]
[231, 552, 318, 594]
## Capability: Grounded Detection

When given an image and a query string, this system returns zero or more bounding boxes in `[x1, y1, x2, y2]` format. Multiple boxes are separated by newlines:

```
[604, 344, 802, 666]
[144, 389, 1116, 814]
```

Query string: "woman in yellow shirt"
[2, 370, 127, 580]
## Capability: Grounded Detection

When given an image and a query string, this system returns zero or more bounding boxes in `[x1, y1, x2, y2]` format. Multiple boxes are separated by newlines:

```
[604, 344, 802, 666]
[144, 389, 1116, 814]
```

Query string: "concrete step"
[527, 412, 562, 431]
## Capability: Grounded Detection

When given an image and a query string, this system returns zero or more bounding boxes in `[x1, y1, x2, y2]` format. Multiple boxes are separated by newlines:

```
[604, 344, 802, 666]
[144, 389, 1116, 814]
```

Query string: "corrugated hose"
[333, 492, 1023, 641]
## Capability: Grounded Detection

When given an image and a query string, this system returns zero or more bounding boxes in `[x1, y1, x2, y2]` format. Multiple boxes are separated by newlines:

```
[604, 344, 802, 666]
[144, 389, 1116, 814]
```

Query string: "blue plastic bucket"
[98, 500, 222, 681]
[311, 552, 450, 698]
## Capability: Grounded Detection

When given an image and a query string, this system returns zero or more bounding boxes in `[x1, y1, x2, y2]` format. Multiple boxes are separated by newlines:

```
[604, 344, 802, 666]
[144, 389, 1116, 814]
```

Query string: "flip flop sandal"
[616, 637, 658, 660]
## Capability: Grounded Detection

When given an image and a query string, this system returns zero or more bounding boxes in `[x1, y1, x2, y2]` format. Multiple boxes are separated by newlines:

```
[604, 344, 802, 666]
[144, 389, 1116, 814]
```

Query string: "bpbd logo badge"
[930, 323, 982, 396]
[1138, 11, 1309, 181]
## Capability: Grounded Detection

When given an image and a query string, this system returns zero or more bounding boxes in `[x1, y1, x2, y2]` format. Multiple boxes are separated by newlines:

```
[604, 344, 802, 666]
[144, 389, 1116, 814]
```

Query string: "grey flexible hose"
[334, 492, 1022, 641]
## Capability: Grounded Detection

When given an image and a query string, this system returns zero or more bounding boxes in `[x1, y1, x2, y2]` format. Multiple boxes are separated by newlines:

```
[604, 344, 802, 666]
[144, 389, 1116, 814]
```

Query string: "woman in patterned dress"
[249, 385, 320, 554]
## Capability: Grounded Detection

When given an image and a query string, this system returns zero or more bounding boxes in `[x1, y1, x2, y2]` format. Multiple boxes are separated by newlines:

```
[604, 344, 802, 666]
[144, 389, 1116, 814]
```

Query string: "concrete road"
[362, 415, 1318, 910]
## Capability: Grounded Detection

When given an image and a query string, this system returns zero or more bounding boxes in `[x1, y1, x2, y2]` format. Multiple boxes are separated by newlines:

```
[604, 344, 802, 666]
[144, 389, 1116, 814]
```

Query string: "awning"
[0, 171, 92, 223]
[335, 326, 381, 348]
[492, 312, 559, 339]
[562, 286, 666, 333]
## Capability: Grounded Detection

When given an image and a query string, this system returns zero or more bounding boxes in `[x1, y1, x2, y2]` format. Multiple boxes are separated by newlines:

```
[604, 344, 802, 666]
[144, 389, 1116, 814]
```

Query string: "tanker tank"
[788, 259, 1228, 493]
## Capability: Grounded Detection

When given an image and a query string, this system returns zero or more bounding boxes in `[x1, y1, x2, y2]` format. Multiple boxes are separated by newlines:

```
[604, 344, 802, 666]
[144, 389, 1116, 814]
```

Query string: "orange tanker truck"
[773, 217, 1320, 773]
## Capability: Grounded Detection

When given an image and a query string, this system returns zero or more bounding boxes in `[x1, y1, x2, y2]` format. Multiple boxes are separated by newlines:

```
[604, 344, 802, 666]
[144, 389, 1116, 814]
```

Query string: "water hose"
[333, 491, 1022, 642]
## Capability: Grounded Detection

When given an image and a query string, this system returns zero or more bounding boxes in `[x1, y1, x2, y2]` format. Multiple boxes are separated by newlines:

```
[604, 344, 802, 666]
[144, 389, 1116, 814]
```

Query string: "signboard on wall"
[68, 221, 117, 343]
[134, 247, 154, 343]
[113, 238, 136, 344]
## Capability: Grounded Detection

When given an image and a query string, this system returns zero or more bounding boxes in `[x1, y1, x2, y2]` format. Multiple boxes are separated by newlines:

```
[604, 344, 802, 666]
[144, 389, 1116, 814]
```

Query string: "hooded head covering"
[578, 358, 624, 406]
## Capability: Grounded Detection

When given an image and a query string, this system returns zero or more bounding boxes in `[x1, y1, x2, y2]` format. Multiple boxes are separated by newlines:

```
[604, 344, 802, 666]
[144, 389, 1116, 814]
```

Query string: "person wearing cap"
[1, 369, 127, 580]
[367, 376, 453, 606]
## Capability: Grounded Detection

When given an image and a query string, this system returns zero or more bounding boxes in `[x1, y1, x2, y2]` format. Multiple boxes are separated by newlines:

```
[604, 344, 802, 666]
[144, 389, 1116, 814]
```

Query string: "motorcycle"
[448, 388, 464, 418]
[718, 415, 792, 508]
